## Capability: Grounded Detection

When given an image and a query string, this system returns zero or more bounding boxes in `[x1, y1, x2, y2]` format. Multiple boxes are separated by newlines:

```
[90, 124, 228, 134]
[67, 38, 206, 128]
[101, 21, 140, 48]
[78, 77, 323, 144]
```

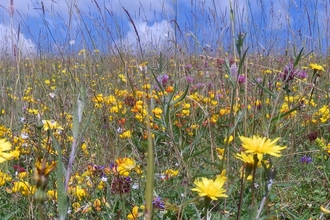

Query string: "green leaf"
[251, 75, 276, 98]
[50, 133, 68, 220]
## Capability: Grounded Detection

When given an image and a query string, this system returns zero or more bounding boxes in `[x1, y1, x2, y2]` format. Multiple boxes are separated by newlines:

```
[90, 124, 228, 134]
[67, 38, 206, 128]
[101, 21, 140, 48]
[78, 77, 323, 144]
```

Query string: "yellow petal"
[320, 205, 330, 214]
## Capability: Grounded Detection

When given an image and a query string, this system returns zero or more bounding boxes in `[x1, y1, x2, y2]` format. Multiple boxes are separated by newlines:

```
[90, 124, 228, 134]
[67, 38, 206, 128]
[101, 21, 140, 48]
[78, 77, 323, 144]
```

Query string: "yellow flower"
[119, 130, 132, 139]
[127, 206, 139, 220]
[116, 158, 137, 176]
[165, 169, 179, 178]
[216, 148, 225, 160]
[320, 205, 330, 214]
[310, 63, 325, 71]
[152, 107, 163, 119]
[42, 120, 63, 131]
[74, 185, 87, 201]
[224, 135, 233, 144]
[235, 152, 262, 166]
[191, 171, 228, 200]
[12, 181, 32, 196]
[44, 79, 50, 85]
[72, 202, 81, 212]
[34, 159, 57, 188]
[0, 138, 17, 163]
[119, 74, 127, 82]
[47, 189, 58, 200]
[239, 136, 286, 157]
[0, 170, 12, 186]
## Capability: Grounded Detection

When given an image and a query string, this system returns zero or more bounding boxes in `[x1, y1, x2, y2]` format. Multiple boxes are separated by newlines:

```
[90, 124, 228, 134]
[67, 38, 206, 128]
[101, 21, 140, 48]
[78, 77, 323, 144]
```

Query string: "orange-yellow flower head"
[191, 171, 228, 200]
[239, 135, 286, 157]
[116, 157, 137, 176]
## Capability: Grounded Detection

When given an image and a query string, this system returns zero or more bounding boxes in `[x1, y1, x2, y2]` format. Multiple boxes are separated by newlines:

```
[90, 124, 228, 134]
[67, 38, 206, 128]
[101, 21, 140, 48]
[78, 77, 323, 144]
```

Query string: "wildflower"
[153, 196, 165, 209]
[224, 135, 234, 144]
[216, 148, 225, 160]
[238, 74, 246, 83]
[300, 156, 312, 164]
[166, 85, 174, 93]
[0, 138, 17, 163]
[93, 199, 102, 211]
[42, 120, 63, 131]
[191, 171, 228, 200]
[47, 189, 58, 200]
[119, 130, 132, 139]
[307, 131, 318, 142]
[127, 206, 139, 220]
[157, 74, 169, 87]
[320, 205, 330, 214]
[310, 63, 325, 71]
[152, 107, 163, 119]
[230, 63, 238, 78]
[116, 158, 137, 176]
[281, 63, 296, 83]
[186, 75, 194, 84]
[74, 185, 87, 201]
[164, 169, 179, 178]
[296, 70, 307, 79]
[111, 176, 131, 195]
[239, 135, 287, 157]
[119, 74, 127, 82]
[236, 152, 262, 167]
[0, 170, 12, 186]
[34, 159, 57, 189]
[72, 202, 81, 212]
[12, 181, 32, 196]
[78, 49, 86, 56]
[181, 109, 190, 116]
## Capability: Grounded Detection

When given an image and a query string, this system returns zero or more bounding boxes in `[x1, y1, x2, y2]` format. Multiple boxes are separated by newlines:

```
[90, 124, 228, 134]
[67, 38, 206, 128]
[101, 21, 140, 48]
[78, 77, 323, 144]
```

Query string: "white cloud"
[0, 24, 36, 57]
[117, 20, 175, 53]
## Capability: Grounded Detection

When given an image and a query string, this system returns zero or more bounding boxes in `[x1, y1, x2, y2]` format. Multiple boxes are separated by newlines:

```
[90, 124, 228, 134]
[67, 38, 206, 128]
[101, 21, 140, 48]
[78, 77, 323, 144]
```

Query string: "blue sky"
[0, 0, 329, 56]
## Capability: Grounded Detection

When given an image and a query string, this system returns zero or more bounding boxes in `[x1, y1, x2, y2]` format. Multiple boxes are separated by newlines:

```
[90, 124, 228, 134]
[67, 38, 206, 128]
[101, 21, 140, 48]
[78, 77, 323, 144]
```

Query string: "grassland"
[0, 0, 330, 219]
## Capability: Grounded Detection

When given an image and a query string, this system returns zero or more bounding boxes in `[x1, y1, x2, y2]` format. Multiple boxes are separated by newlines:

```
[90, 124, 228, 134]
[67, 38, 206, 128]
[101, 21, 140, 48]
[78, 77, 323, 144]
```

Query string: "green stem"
[144, 102, 154, 219]
[38, 202, 45, 220]
[237, 166, 245, 220]
[204, 197, 211, 220]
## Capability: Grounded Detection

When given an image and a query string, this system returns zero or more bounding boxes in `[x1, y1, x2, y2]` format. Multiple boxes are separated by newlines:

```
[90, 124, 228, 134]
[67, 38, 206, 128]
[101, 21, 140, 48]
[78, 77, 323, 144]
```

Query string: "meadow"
[0, 0, 330, 219]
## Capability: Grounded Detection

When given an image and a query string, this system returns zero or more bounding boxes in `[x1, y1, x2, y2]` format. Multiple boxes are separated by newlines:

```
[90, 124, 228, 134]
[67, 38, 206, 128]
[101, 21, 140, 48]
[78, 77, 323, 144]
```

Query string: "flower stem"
[204, 197, 211, 220]
[237, 166, 245, 220]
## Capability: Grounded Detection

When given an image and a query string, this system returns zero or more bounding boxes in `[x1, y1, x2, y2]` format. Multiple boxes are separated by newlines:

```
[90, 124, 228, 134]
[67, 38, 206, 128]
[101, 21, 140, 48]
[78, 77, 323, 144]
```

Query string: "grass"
[0, 0, 330, 219]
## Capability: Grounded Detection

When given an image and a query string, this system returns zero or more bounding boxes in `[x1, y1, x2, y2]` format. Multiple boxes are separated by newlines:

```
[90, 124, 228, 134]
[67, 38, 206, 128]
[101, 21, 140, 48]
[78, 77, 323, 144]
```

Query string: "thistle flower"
[239, 135, 287, 157]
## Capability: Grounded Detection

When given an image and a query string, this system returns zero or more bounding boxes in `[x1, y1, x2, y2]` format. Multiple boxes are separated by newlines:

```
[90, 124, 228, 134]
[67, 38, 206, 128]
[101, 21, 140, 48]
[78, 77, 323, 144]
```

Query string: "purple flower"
[238, 74, 246, 84]
[156, 74, 169, 88]
[186, 75, 194, 84]
[296, 70, 307, 79]
[230, 63, 238, 78]
[281, 63, 297, 83]
[152, 196, 165, 209]
[300, 156, 312, 164]
[185, 64, 192, 70]
[256, 78, 262, 83]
